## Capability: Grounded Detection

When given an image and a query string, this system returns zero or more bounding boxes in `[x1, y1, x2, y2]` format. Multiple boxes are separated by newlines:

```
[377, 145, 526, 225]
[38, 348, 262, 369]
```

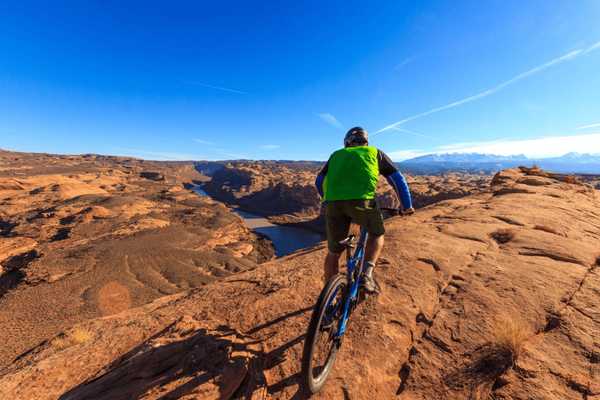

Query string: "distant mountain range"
[195, 153, 600, 176]
[399, 152, 600, 174]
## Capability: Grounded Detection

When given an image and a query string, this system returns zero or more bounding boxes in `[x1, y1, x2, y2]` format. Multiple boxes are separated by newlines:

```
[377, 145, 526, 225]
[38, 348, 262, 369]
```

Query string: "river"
[191, 185, 323, 257]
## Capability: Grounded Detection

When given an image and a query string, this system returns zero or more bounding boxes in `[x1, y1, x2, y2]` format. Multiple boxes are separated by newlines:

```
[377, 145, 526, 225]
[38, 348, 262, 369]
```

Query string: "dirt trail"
[1, 167, 599, 399]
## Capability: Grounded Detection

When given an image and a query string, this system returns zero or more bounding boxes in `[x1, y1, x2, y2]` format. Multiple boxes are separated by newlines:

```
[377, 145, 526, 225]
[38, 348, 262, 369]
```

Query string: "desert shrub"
[71, 327, 93, 344]
[445, 316, 531, 394]
[490, 229, 515, 244]
[52, 327, 93, 350]
[491, 316, 531, 363]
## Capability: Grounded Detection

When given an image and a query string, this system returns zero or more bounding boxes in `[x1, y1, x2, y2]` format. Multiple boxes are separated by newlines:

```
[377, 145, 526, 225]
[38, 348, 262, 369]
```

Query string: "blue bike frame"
[334, 227, 368, 339]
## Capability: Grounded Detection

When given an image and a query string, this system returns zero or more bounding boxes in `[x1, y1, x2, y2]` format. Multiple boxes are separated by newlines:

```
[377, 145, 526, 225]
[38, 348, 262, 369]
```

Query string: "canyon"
[1, 150, 599, 399]
[0, 150, 273, 368]
[199, 160, 491, 231]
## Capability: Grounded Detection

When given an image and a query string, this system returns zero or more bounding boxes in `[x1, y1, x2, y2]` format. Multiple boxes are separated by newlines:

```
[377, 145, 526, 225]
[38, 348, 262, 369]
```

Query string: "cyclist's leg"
[324, 202, 351, 283]
[324, 252, 342, 283]
[346, 200, 385, 288]
[364, 234, 384, 266]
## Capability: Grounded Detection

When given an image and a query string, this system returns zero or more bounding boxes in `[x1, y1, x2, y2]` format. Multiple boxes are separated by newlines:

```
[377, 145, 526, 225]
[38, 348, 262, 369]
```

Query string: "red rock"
[1, 167, 598, 399]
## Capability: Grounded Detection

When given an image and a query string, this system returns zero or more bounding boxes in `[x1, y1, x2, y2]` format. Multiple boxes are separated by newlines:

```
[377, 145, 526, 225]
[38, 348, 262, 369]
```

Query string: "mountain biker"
[315, 126, 414, 293]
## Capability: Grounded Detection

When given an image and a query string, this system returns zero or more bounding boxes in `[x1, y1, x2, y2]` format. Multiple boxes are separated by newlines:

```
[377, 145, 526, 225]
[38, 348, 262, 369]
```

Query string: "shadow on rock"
[60, 322, 257, 400]
[444, 344, 514, 398]
[60, 307, 313, 400]
[0, 250, 39, 299]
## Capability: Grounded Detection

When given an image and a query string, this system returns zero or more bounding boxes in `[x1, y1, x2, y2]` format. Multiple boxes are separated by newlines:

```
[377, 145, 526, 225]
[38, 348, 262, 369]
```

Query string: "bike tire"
[301, 274, 346, 394]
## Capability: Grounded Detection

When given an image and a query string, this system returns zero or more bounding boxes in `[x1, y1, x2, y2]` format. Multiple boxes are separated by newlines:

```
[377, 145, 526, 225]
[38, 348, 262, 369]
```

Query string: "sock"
[365, 261, 375, 277]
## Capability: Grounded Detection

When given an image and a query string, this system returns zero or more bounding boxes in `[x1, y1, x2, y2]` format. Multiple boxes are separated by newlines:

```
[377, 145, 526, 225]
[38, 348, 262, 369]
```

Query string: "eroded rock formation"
[202, 161, 492, 230]
[0, 151, 273, 367]
[2, 167, 598, 399]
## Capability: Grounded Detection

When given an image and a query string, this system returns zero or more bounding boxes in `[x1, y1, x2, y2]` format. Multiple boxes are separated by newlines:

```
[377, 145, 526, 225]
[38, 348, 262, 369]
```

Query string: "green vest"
[324, 146, 379, 201]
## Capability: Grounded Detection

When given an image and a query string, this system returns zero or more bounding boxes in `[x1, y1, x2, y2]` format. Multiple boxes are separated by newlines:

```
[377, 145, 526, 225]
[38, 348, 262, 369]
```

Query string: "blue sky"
[1, 1, 599, 161]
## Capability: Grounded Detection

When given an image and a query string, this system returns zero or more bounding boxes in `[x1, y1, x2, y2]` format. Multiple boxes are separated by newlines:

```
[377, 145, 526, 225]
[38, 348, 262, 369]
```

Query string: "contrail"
[317, 113, 344, 129]
[389, 127, 433, 139]
[375, 40, 600, 134]
[577, 122, 600, 130]
[185, 81, 248, 94]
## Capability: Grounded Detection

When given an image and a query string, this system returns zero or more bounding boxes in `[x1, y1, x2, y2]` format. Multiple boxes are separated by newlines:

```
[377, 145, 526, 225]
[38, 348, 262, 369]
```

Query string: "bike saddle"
[338, 235, 356, 248]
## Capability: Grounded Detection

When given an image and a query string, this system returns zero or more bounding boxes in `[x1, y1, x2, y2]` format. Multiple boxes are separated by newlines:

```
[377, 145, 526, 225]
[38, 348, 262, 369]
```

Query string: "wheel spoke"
[310, 285, 344, 378]
[302, 275, 348, 394]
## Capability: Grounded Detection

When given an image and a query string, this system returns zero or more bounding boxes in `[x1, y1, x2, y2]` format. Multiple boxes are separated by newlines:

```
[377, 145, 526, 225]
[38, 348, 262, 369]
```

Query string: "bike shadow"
[59, 307, 313, 400]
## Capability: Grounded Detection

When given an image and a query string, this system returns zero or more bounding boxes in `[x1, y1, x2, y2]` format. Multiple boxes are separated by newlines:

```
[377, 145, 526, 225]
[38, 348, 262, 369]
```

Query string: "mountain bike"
[301, 207, 405, 394]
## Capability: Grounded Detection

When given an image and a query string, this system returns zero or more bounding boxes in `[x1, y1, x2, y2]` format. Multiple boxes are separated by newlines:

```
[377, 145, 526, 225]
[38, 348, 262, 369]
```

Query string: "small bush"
[492, 316, 531, 363]
[490, 229, 515, 244]
[52, 327, 93, 350]
[445, 316, 532, 393]
[71, 327, 93, 344]
[52, 336, 69, 350]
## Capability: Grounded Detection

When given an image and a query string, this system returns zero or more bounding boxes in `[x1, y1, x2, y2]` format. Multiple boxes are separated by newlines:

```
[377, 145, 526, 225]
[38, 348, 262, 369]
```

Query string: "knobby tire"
[301, 274, 346, 394]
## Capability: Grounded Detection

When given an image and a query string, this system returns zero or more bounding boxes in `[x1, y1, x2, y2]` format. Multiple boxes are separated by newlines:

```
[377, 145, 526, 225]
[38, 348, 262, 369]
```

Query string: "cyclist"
[315, 126, 414, 293]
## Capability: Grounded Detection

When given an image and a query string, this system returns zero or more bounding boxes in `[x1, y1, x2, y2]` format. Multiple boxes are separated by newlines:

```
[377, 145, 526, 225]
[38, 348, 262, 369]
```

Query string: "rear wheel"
[301, 274, 346, 394]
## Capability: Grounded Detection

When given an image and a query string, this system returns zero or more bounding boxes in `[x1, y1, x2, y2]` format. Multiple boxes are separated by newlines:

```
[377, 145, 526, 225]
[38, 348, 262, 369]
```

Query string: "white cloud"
[317, 113, 343, 129]
[389, 133, 600, 161]
[259, 144, 281, 150]
[435, 133, 600, 157]
[376, 40, 600, 134]
[193, 138, 214, 145]
[577, 122, 600, 130]
[387, 149, 429, 161]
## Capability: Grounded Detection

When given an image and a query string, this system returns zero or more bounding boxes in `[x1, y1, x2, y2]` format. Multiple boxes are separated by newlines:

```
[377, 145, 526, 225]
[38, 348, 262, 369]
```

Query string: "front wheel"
[301, 274, 346, 394]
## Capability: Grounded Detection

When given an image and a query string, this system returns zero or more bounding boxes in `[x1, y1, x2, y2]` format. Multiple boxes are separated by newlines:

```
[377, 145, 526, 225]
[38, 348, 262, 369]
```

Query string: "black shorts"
[325, 199, 385, 253]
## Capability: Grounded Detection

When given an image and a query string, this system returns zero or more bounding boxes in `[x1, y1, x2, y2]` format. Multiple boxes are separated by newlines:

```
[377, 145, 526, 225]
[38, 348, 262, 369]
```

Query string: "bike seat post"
[338, 235, 355, 263]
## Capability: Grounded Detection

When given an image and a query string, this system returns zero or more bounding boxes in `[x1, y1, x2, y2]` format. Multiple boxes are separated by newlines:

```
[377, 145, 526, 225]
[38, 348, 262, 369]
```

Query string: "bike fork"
[335, 293, 356, 338]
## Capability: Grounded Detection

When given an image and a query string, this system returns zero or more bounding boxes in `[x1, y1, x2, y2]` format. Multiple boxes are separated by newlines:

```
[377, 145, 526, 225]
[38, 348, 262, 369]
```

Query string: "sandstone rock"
[202, 161, 491, 230]
[0, 237, 37, 263]
[0, 150, 273, 367]
[1, 167, 598, 399]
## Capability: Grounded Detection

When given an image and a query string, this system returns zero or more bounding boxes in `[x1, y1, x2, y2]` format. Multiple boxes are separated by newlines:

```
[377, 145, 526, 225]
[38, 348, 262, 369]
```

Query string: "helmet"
[344, 126, 368, 147]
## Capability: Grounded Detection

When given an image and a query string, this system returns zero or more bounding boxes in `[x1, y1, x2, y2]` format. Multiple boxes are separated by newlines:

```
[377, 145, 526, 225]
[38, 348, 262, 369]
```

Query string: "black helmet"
[344, 126, 368, 147]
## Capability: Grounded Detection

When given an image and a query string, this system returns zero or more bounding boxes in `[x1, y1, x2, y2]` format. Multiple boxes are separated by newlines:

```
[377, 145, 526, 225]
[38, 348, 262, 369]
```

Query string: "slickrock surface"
[0, 151, 273, 368]
[574, 174, 600, 190]
[2, 167, 598, 399]
[202, 161, 491, 229]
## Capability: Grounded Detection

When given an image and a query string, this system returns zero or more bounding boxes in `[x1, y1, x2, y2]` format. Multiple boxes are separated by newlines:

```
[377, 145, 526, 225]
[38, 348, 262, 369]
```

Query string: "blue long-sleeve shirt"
[385, 171, 412, 209]
[315, 148, 413, 209]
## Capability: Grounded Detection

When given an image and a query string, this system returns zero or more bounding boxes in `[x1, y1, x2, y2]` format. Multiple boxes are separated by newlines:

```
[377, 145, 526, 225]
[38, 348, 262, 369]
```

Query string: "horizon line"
[2, 146, 598, 163]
